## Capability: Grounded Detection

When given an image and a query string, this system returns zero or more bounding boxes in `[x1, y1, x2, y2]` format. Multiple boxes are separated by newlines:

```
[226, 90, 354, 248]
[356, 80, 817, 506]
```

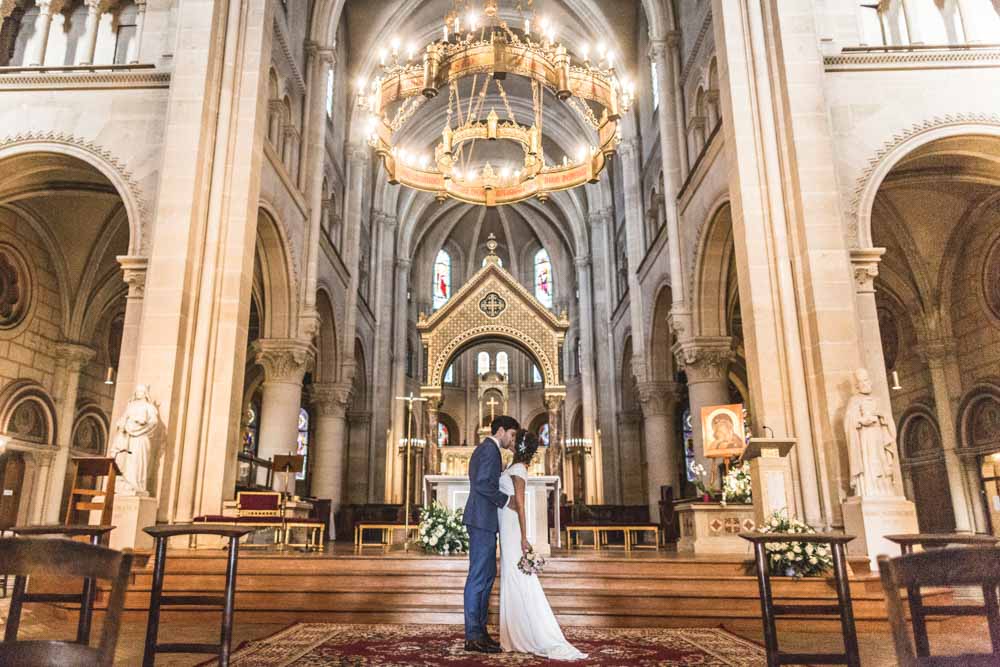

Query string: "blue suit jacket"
[462, 438, 509, 532]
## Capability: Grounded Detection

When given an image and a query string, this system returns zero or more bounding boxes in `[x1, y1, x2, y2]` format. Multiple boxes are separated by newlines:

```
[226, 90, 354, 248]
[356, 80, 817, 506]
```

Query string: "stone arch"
[71, 405, 109, 456]
[851, 116, 1000, 249]
[0, 380, 57, 446]
[649, 281, 674, 381]
[255, 206, 297, 339]
[691, 201, 734, 337]
[314, 286, 339, 384]
[351, 338, 369, 412]
[957, 380, 1000, 456]
[0, 134, 148, 255]
[897, 404, 943, 462]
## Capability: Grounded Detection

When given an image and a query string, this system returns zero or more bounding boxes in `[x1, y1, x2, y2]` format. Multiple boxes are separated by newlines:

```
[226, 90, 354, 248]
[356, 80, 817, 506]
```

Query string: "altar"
[424, 474, 562, 554]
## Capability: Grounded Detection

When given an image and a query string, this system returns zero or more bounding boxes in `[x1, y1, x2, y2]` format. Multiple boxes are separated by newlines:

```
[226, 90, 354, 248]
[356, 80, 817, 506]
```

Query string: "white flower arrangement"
[759, 510, 833, 578]
[417, 502, 470, 556]
[721, 462, 752, 505]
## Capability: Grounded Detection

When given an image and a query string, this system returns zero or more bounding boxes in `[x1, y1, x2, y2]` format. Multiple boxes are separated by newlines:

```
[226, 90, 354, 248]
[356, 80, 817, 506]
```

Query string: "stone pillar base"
[676, 502, 756, 554]
[841, 495, 918, 570]
[108, 495, 159, 551]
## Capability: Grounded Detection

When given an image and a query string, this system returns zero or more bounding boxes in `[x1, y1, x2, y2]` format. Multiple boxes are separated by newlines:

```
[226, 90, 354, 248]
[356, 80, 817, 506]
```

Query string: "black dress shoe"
[482, 635, 501, 649]
[465, 639, 502, 654]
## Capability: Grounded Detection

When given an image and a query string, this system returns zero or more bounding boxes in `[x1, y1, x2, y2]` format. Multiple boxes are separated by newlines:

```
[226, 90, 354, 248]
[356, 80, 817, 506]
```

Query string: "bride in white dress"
[498, 430, 587, 660]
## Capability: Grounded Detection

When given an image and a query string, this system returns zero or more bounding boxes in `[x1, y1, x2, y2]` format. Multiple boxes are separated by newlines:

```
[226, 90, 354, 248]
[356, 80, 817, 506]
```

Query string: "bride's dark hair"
[512, 429, 540, 466]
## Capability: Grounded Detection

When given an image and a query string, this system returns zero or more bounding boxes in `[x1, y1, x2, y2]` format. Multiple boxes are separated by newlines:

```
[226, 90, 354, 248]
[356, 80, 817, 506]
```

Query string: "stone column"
[111, 256, 147, 424]
[618, 138, 650, 382]
[545, 395, 564, 485]
[126, 0, 147, 63]
[574, 256, 601, 502]
[131, 0, 272, 525]
[850, 249, 893, 403]
[75, 0, 103, 65]
[309, 382, 351, 530]
[252, 339, 314, 491]
[27, 0, 63, 66]
[45, 343, 96, 524]
[388, 257, 411, 500]
[425, 398, 440, 475]
[957, 0, 984, 42]
[340, 144, 369, 389]
[900, 0, 924, 44]
[962, 457, 988, 532]
[675, 338, 734, 476]
[637, 381, 681, 519]
[30, 452, 54, 525]
[916, 339, 974, 532]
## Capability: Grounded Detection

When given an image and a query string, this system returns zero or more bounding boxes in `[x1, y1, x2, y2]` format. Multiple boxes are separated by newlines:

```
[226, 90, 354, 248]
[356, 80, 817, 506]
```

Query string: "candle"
[443, 25, 448, 41]
[524, 18, 530, 35]
[104, 366, 115, 385]
[891, 370, 901, 389]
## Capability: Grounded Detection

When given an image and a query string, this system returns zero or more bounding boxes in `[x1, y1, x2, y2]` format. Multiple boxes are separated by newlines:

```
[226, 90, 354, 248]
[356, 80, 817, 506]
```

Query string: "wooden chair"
[142, 524, 255, 667]
[878, 546, 1000, 666]
[741, 532, 860, 667]
[0, 536, 133, 667]
[9, 525, 115, 646]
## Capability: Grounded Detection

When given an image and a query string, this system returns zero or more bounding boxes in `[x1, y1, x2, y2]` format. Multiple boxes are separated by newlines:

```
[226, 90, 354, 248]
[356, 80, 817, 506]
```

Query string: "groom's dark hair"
[491, 415, 519, 434]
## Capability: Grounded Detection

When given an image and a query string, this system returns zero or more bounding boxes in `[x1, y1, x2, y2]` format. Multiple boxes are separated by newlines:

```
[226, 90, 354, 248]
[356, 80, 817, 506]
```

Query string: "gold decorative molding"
[418, 259, 568, 399]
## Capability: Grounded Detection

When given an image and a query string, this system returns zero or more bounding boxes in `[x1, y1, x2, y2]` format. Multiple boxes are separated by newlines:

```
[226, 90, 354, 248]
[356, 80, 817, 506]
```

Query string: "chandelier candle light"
[357, 0, 635, 206]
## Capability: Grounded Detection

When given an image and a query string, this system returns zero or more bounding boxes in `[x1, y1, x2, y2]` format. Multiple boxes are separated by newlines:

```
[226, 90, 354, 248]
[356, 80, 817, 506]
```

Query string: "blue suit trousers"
[464, 525, 497, 641]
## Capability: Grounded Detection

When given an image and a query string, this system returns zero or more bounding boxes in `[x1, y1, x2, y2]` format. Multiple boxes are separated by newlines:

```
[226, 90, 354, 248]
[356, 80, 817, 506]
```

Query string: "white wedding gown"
[498, 463, 587, 660]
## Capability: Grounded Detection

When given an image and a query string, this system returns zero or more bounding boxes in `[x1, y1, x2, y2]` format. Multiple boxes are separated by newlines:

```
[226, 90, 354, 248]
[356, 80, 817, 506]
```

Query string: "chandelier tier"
[357, 0, 634, 207]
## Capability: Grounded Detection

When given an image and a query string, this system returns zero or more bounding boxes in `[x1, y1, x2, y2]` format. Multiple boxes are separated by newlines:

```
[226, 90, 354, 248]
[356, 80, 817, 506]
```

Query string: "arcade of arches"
[2, 0, 1000, 561]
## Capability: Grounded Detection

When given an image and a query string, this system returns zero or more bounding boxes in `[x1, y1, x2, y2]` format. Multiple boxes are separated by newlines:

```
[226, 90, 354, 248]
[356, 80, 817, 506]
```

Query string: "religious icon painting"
[701, 403, 747, 459]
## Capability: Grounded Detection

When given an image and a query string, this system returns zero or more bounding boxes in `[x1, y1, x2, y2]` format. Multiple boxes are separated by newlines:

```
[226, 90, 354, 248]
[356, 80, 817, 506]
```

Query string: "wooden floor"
[99, 541, 921, 632]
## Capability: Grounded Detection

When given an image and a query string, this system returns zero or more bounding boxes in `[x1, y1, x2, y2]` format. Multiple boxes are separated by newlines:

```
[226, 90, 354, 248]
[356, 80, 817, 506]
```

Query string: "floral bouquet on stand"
[517, 547, 546, 576]
[721, 462, 752, 506]
[758, 511, 833, 578]
[688, 461, 716, 501]
[417, 502, 469, 556]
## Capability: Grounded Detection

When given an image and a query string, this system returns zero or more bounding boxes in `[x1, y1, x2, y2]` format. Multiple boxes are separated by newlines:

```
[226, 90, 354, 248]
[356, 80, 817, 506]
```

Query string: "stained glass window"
[326, 69, 335, 117]
[296, 408, 310, 481]
[433, 249, 451, 310]
[532, 365, 542, 384]
[243, 406, 258, 456]
[438, 422, 449, 447]
[539, 423, 550, 447]
[496, 351, 509, 377]
[477, 351, 490, 375]
[683, 408, 696, 482]
[651, 59, 660, 109]
[534, 249, 553, 308]
[444, 364, 454, 384]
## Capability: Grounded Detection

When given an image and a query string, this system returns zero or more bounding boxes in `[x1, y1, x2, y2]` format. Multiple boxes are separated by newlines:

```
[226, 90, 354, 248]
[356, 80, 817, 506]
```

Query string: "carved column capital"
[574, 255, 591, 270]
[55, 343, 96, 372]
[543, 394, 564, 414]
[395, 257, 412, 271]
[667, 307, 692, 340]
[310, 382, 352, 418]
[117, 255, 148, 298]
[674, 337, 734, 384]
[251, 339, 315, 384]
[347, 143, 370, 165]
[587, 207, 613, 227]
[298, 309, 321, 339]
[647, 39, 669, 63]
[850, 247, 886, 294]
[637, 381, 682, 418]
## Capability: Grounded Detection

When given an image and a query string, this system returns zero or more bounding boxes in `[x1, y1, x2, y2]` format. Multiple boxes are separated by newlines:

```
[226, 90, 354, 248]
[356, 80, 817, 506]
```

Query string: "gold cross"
[486, 396, 499, 421]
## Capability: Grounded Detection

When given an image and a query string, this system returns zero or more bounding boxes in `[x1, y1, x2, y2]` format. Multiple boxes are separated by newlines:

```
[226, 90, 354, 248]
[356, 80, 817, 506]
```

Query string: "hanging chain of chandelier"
[356, 0, 635, 207]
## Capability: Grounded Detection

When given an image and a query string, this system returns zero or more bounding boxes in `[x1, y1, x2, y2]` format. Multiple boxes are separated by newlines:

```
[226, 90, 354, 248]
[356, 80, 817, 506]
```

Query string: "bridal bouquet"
[417, 502, 469, 556]
[517, 548, 546, 576]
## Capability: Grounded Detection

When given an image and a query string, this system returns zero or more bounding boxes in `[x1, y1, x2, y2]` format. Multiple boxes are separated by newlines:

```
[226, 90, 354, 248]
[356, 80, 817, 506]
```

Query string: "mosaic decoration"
[479, 291, 507, 318]
[971, 397, 1000, 446]
[7, 400, 47, 443]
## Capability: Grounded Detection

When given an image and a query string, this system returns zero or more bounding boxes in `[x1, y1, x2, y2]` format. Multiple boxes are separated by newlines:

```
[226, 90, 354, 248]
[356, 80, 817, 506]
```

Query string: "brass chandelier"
[356, 0, 634, 207]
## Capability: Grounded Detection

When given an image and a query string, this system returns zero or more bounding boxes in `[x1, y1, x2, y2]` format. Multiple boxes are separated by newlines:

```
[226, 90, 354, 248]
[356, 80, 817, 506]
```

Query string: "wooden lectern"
[65, 457, 122, 527]
[269, 454, 304, 496]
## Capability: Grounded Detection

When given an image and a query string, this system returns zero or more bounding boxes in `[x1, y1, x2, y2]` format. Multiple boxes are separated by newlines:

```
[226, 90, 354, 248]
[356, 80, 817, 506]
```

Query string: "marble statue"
[843, 369, 898, 497]
[110, 384, 159, 497]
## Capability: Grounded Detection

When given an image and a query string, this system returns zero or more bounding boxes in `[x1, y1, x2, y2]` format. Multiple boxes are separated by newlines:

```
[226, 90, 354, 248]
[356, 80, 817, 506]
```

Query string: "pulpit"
[424, 474, 561, 554]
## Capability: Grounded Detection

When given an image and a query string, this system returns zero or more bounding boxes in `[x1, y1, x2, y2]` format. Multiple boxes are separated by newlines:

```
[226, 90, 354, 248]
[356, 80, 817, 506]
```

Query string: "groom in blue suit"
[462, 415, 520, 653]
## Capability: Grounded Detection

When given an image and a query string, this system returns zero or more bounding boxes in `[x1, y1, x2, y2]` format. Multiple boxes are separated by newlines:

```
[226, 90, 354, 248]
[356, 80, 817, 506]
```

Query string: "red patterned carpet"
[216, 623, 766, 666]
